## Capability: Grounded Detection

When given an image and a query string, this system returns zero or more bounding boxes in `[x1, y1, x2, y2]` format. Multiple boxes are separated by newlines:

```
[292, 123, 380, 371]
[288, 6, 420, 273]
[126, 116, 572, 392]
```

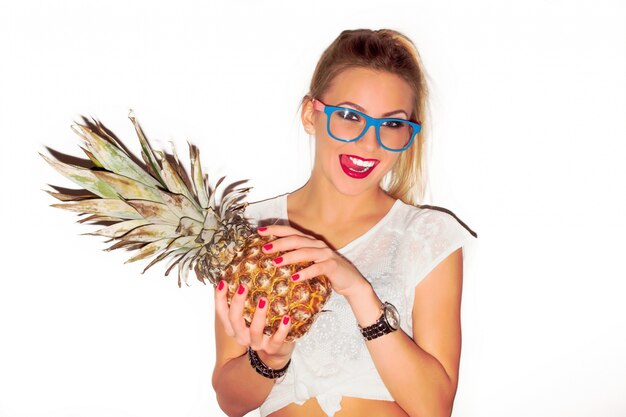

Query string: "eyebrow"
[335, 101, 409, 119]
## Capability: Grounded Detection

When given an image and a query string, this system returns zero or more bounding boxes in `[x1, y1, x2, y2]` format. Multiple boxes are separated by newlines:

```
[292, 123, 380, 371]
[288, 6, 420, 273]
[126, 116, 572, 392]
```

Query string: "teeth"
[349, 166, 369, 173]
[348, 156, 375, 168]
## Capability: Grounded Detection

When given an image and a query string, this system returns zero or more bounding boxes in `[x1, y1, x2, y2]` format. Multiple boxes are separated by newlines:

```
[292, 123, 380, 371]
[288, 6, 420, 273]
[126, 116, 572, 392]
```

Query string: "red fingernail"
[263, 243, 273, 251]
[283, 316, 290, 325]
[291, 274, 300, 281]
[258, 299, 266, 309]
[273, 257, 283, 265]
[237, 284, 245, 295]
[217, 281, 225, 291]
[258, 227, 267, 232]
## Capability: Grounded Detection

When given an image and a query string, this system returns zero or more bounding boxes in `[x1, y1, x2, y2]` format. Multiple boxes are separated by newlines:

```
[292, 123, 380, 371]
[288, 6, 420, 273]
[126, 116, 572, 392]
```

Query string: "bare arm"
[211, 317, 271, 417]
[212, 282, 294, 417]
[257, 226, 465, 417]
[346, 248, 464, 417]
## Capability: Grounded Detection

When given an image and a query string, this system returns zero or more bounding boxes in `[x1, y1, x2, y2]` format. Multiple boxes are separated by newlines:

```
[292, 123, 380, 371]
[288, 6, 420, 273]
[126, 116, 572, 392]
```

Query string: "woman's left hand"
[257, 225, 369, 299]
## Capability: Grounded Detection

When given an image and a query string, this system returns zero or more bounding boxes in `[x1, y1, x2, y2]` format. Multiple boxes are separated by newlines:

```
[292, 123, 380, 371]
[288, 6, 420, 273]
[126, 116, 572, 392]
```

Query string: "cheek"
[376, 155, 402, 179]
[312, 113, 327, 137]
[315, 135, 340, 168]
[379, 152, 400, 168]
[314, 123, 339, 153]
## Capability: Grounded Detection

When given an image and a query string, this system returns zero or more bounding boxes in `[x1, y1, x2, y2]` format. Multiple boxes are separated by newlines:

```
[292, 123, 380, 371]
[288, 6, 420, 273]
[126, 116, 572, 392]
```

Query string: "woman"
[212, 28, 476, 417]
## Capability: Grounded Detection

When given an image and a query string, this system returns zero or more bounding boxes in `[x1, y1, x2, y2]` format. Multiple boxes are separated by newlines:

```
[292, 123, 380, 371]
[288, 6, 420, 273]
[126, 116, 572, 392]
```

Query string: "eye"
[337, 109, 361, 122]
[382, 120, 403, 128]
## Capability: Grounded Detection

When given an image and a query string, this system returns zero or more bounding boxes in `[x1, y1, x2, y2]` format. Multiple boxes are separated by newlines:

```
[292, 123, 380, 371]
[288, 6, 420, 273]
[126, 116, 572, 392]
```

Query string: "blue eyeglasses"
[312, 98, 421, 152]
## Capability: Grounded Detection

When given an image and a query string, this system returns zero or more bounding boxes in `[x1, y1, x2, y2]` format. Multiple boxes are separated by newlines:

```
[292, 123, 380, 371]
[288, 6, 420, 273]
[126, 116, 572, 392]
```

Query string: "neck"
[289, 172, 393, 226]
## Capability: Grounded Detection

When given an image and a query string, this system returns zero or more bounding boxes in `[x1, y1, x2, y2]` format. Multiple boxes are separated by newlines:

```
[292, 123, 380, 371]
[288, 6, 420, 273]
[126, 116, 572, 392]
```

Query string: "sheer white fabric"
[244, 193, 476, 417]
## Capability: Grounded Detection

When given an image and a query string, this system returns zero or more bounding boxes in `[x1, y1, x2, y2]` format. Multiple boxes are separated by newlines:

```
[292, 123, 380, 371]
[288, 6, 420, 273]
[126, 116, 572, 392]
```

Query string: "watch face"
[384, 303, 400, 330]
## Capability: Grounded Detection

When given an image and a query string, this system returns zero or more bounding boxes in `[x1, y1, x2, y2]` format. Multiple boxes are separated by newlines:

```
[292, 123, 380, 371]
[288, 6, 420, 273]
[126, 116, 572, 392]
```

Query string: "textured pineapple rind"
[222, 233, 332, 342]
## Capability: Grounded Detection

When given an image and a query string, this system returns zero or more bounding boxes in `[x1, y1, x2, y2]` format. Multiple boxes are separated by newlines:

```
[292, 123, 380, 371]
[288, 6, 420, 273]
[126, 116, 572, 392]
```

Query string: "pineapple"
[41, 110, 331, 341]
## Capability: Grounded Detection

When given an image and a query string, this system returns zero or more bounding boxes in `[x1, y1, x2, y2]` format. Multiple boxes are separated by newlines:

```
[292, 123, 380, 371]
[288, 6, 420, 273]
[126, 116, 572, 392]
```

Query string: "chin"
[315, 152, 392, 197]
[330, 168, 386, 197]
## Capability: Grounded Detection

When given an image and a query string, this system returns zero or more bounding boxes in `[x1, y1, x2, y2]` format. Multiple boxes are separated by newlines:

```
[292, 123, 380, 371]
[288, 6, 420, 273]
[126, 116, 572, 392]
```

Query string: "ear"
[301, 98, 316, 136]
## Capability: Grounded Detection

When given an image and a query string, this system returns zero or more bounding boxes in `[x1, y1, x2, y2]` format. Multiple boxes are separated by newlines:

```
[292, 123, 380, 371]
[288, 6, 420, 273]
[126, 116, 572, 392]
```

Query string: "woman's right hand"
[214, 280, 295, 369]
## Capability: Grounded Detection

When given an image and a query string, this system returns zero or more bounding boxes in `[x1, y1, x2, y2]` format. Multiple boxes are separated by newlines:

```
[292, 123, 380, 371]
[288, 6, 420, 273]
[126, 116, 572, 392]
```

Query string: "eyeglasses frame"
[311, 98, 422, 152]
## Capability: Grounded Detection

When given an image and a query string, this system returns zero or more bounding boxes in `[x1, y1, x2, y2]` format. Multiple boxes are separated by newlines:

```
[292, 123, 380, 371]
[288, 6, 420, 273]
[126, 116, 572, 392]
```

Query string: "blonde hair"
[301, 28, 430, 205]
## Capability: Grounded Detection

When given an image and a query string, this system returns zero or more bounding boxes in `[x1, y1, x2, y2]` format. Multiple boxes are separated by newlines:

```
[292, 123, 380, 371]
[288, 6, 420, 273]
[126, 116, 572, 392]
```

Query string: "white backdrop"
[1, 1, 625, 416]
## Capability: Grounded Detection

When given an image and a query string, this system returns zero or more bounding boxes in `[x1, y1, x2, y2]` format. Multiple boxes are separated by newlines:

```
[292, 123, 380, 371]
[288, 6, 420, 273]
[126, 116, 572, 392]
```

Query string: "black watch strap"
[359, 316, 395, 341]
[359, 302, 398, 341]
[247, 347, 291, 379]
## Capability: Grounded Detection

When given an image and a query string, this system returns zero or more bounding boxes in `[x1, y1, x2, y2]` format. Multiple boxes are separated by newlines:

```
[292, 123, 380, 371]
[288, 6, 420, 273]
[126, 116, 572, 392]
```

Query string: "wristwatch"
[358, 302, 400, 341]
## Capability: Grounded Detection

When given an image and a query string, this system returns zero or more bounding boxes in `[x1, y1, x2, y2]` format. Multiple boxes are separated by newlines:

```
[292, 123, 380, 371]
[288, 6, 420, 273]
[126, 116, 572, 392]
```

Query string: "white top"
[244, 193, 476, 417]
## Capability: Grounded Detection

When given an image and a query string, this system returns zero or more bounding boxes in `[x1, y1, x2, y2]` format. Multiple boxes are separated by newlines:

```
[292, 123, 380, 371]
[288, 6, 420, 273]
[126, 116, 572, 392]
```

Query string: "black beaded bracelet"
[247, 347, 291, 380]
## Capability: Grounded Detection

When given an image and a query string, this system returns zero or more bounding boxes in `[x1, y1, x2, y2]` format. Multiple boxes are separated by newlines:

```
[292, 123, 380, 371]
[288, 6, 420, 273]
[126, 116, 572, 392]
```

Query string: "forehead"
[323, 67, 414, 115]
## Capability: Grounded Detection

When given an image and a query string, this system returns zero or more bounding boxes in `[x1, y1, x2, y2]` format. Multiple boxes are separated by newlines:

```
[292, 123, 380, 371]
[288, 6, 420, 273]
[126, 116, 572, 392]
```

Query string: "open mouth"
[339, 154, 380, 179]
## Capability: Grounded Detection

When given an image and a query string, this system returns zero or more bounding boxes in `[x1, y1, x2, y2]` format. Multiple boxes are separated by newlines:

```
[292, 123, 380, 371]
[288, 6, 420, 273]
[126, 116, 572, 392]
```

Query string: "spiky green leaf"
[175, 217, 204, 237]
[92, 171, 164, 202]
[80, 147, 103, 168]
[105, 240, 145, 251]
[125, 239, 173, 263]
[41, 153, 118, 198]
[120, 224, 179, 243]
[177, 247, 201, 287]
[71, 124, 160, 188]
[209, 176, 225, 210]
[190, 145, 209, 208]
[88, 219, 151, 238]
[142, 248, 185, 274]
[77, 214, 121, 223]
[156, 151, 199, 208]
[125, 200, 179, 224]
[158, 190, 204, 223]
[45, 189, 96, 202]
[128, 110, 166, 187]
[219, 187, 251, 218]
[52, 199, 143, 220]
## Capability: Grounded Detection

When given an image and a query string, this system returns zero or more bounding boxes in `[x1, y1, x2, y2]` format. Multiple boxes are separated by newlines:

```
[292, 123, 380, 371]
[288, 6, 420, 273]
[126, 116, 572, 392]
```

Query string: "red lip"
[339, 154, 380, 179]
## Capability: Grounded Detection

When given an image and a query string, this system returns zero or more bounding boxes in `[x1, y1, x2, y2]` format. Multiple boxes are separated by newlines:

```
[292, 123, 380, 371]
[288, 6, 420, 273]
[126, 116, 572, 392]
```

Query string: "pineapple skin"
[223, 233, 332, 342]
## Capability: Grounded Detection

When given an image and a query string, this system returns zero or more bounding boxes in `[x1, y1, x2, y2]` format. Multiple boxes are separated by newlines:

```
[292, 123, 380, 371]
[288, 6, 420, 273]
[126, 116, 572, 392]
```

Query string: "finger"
[248, 296, 268, 350]
[228, 283, 251, 346]
[273, 246, 334, 268]
[261, 234, 326, 255]
[257, 224, 310, 238]
[266, 315, 293, 353]
[290, 261, 328, 283]
[214, 280, 235, 337]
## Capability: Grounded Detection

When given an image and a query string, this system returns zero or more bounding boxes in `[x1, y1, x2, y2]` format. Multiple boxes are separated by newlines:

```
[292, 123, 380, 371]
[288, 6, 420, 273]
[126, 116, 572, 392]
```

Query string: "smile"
[339, 154, 380, 179]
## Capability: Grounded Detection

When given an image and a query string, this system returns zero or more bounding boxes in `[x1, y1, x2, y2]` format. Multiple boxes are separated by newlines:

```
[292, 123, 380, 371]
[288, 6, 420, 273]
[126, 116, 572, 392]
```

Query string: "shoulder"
[391, 201, 477, 281]
[390, 201, 477, 298]
[392, 200, 476, 244]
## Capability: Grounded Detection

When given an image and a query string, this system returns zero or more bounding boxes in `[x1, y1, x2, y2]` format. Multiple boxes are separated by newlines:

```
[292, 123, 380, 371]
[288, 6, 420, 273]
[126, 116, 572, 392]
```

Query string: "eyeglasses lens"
[329, 109, 415, 150]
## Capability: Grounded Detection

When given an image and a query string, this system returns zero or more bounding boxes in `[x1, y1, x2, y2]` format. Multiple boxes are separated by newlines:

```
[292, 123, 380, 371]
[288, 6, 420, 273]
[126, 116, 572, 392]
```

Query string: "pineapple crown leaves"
[41, 110, 253, 287]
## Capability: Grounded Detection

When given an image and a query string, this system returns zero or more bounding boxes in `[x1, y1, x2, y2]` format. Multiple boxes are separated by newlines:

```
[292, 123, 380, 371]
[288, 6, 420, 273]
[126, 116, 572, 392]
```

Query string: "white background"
[1, 1, 625, 416]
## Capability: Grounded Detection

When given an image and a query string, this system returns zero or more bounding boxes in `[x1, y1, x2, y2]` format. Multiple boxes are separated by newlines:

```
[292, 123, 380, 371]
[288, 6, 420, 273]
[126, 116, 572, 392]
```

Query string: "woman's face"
[302, 67, 415, 198]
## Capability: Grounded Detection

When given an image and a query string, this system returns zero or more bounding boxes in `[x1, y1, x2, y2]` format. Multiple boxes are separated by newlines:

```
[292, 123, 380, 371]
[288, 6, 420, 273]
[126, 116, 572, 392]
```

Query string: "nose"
[356, 123, 379, 152]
